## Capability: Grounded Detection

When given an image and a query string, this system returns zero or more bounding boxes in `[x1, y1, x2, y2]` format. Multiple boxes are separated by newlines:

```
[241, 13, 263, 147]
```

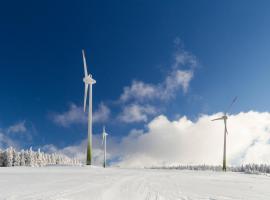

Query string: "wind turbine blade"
[82, 49, 88, 77]
[211, 117, 224, 121]
[225, 96, 238, 114]
[83, 83, 89, 112]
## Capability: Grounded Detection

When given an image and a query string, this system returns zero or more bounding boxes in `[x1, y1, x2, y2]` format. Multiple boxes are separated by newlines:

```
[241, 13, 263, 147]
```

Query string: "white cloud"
[44, 111, 270, 168]
[114, 111, 270, 167]
[52, 104, 86, 127]
[93, 103, 111, 123]
[241, 143, 270, 164]
[0, 132, 19, 149]
[52, 103, 110, 127]
[172, 49, 197, 69]
[0, 121, 28, 149]
[164, 70, 193, 95]
[117, 68, 193, 124]
[0, 121, 33, 149]
[118, 104, 157, 123]
[120, 81, 158, 102]
[119, 70, 194, 104]
[118, 41, 197, 106]
[7, 121, 27, 134]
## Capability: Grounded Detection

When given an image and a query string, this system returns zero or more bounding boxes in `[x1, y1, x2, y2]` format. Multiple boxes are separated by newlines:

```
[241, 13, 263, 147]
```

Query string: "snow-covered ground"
[0, 166, 269, 200]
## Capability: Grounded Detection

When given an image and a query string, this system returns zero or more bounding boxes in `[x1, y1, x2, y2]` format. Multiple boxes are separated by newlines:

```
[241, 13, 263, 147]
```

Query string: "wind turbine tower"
[82, 49, 96, 165]
[102, 126, 108, 168]
[211, 97, 237, 171]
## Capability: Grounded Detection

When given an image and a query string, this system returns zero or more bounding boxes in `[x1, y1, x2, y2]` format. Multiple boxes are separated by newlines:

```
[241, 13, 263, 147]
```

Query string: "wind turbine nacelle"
[83, 76, 96, 84]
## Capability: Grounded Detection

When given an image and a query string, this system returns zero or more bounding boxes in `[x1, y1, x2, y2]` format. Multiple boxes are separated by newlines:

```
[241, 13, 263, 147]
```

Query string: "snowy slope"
[0, 166, 269, 200]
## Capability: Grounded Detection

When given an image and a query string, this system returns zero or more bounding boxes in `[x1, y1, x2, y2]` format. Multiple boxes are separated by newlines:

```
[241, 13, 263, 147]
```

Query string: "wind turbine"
[211, 96, 237, 171]
[102, 126, 108, 168]
[82, 49, 96, 165]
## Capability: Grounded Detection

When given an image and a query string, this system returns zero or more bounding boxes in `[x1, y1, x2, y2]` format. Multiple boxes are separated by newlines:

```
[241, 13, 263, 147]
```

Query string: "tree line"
[0, 147, 81, 167]
[150, 164, 270, 174]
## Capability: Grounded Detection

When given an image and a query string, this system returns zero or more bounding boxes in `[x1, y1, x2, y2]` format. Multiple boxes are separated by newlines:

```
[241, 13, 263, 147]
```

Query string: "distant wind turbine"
[102, 126, 108, 168]
[211, 96, 237, 171]
[82, 49, 96, 165]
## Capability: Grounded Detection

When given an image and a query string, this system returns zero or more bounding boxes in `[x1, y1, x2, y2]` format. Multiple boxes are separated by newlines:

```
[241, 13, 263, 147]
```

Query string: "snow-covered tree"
[0, 147, 81, 167]
[150, 164, 270, 175]
[25, 148, 35, 167]
[20, 150, 25, 166]
[3, 147, 13, 167]
[36, 148, 42, 166]
[13, 150, 20, 166]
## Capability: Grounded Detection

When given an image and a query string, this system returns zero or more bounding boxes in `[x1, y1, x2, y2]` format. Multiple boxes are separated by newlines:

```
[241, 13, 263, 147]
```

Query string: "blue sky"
[1, 1, 270, 164]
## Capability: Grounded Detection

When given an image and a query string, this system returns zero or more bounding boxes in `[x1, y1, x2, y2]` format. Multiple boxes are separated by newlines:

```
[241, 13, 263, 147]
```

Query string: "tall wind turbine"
[102, 126, 108, 168]
[82, 49, 96, 165]
[211, 96, 237, 171]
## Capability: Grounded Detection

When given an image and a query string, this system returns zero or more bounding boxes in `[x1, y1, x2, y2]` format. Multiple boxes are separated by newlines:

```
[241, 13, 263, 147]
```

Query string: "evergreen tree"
[4, 147, 13, 167]
[12, 149, 20, 166]
[20, 150, 26, 166]
[0, 147, 81, 167]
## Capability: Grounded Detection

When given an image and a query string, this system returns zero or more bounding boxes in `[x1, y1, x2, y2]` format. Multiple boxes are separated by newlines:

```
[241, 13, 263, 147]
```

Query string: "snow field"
[0, 166, 270, 200]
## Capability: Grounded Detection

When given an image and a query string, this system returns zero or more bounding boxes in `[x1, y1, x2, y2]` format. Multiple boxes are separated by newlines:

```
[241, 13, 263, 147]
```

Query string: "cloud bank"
[51, 111, 270, 168]
[113, 111, 270, 167]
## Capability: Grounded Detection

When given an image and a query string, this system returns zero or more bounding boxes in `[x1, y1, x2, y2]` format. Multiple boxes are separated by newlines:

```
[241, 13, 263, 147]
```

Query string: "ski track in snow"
[0, 166, 270, 200]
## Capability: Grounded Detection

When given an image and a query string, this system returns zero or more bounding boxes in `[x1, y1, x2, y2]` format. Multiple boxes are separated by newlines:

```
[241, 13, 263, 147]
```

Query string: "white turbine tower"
[102, 126, 108, 168]
[82, 49, 96, 165]
[212, 96, 237, 171]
